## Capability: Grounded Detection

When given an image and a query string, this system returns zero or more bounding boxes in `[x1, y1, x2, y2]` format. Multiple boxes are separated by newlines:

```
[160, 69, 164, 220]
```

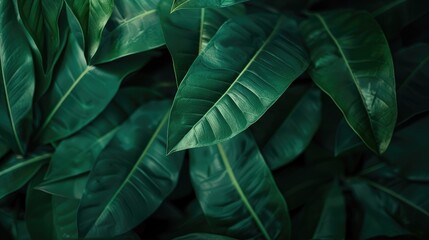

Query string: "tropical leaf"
[44, 88, 157, 183]
[37, 173, 88, 200]
[190, 131, 290, 239]
[91, 0, 165, 64]
[0, 141, 8, 159]
[394, 43, 429, 124]
[262, 87, 321, 170]
[301, 10, 397, 154]
[0, 153, 51, 199]
[0, 0, 36, 154]
[78, 100, 184, 238]
[174, 233, 236, 240]
[334, 118, 364, 157]
[35, 32, 152, 144]
[159, 0, 245, 84]
[65, 0, 114, 59]
[171, 0, 248, 12]
[167, 13, 309, 153]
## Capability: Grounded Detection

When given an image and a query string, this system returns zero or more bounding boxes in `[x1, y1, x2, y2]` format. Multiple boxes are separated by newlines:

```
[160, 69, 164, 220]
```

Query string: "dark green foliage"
[0, 0, 428, 239]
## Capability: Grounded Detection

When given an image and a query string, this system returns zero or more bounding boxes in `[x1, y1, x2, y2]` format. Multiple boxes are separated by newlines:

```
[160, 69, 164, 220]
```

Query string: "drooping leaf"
[37, 173, 88, 200]
[301, 10, 397, 154]
[394, 43, 429, 124]
[65, 0, 114, 59]
[382, 114, 429, 181]
[262, 87, 321, 170]
[174, 233, 236, 240]
[168, 13, 309, 153]
[44, 88, 157, 183]
[0, 0, 36, 154]
[159, 0, 245, 84]
[190, 131, 291, 239]
[0, 153, 51, 199]
[78, 100, 184, 238]
[171, 0, 248, 12]
[91, 0, 165, 64]
[35, 33, 152, 144]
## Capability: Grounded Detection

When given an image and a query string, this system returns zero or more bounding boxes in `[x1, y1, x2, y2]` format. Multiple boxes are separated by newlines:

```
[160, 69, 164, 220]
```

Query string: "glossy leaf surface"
[262, 87, 321, 170]
[37, 33, 151, 144]
[172, 0, 248, 11]
[44, 88, 154, 183]
[38, 173, 88, 200]
[78, 101, 184, 238]
[0, 0, 35, 154]
[190, 131, 290, 239]
[159, 0, 245, 84]
[168, 14, 309, 153]
[301, 10, 397, 154]
[92, 0, 164, 64]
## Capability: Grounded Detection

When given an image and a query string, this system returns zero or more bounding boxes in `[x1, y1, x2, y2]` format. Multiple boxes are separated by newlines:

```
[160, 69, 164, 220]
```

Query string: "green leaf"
[36, 33, 152, 144]
[0, 0, 36, 154]
[78, 100, 184, 238]
[190, 131, 290, 240]
[52, 196, 80, 239]
[0, 153, 50, 199]
[44, 88, 157, 183]
[174, 233, 236, 240]
[301, 10, 397, 154]
[334, 118, 364, 157]
[262, 87, 321, 170]
[394, 43, 429, 125]
[168, 14, 309, 153]
[37, 173, 88, 200]
[65, 0, 114, 59]
[171, 0, 248, 12]
[91, 0, 165, 64]
[159, 0, 245, 84]
[382, 114, 429, 181]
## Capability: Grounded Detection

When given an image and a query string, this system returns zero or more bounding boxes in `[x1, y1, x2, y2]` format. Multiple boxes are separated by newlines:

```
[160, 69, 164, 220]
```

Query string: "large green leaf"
[37, 173, 88, 200]
[171, 0, 248, 11]
[78, 101, 184, 238]
[44, 88, 156, 183]
[301, 10, 397, 154]
[91, 0, 165, 64]
[35, 33, 151, 144]
[167, 14, 309, 153]
[262, 87, 321, 170]
[159, 0, 245, 84]
[65, 0, 114, 59]
[0, 153, 51, 199]
[381, 114, 429, 181]
[394, 44, 429, 124]
[0, 0, 35, 154]
[190, 131, 290, 239]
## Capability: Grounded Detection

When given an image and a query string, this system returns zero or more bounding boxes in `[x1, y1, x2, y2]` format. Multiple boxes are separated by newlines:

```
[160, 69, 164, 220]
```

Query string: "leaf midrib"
[0, 153, 51, 176]
[217, 143, 271, 240]
[313, 13, 378, 151]
[113, 9, 156, 33]
[172, 16, 285, 152]
[87, 112, 169, 235]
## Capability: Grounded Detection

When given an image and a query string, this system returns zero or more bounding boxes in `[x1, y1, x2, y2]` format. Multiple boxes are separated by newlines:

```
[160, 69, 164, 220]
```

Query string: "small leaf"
[78, 101, 184, 238]
[0, 153, 51, 199]
[36, 33, 152, 144]
[0, 0, 36, 154]
[171, 0, 248, 12]
[262, 87, 321, 170]
[159, 0, 245, 84]
[91, 0, 165, 64]
[301, 10, 397, 154]
[190, 131, 290, 239]
[168, 13, 309, 153]
[44, 88, 156, 183]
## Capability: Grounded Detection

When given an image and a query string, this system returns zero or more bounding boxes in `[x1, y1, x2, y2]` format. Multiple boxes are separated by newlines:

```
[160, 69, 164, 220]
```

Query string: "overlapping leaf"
[168, 13, 309, 153]
[78, 101, 184, 238]
[36, 33, 151, 144]
[301, 10, 397, 154]
[171, 0, 248, 12]
[159, 0, 245, 84]
[190, 131, 290, 239]
[91, 0, 165, 64]
[0, 0, 35, 154]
